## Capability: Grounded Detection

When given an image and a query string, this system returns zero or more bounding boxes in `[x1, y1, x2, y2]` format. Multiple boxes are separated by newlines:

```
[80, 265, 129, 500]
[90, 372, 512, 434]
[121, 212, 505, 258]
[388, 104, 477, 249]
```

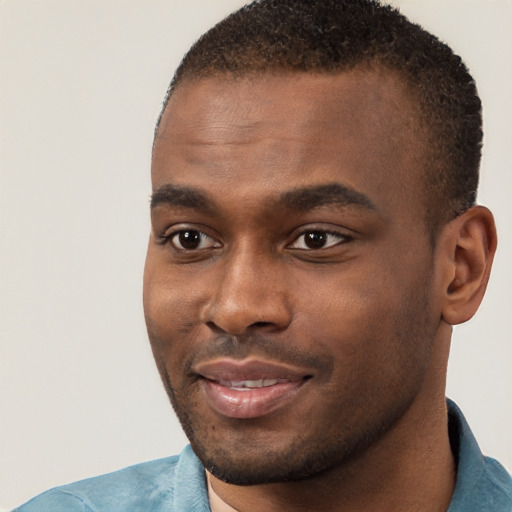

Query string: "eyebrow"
[279, 183, 377, 212]
[150, 184, 214, 211]
[150, 182, 377, 215]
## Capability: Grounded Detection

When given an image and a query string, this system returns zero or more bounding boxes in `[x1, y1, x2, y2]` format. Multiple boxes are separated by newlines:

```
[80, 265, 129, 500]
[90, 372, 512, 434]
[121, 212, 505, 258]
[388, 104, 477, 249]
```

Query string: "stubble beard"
[149, 282, 437, 486]
[157, 353, 431, 486]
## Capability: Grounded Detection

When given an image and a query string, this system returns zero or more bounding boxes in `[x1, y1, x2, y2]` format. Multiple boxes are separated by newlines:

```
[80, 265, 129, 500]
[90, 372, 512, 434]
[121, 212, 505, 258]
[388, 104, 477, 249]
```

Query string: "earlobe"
[440, 206, 497, 325]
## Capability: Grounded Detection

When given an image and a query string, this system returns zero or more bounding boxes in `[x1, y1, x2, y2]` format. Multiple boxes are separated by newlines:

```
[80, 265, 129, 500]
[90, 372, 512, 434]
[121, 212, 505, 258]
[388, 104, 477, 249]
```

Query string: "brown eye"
[304, 232, 327, 249]
[289, 230, 347, 250]
[170, 230, 220, 251]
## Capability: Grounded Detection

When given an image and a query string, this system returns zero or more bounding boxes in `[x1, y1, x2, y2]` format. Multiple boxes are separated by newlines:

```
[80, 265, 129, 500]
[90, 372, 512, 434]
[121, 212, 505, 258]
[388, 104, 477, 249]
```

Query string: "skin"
[144, 69, 496, 511]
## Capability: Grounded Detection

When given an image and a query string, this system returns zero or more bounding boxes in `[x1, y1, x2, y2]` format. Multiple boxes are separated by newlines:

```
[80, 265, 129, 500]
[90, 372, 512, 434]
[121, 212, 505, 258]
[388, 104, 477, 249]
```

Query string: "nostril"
[205, 319, 280, 335]
[249, 321, 274, 329]
[205, 321, 225, 334]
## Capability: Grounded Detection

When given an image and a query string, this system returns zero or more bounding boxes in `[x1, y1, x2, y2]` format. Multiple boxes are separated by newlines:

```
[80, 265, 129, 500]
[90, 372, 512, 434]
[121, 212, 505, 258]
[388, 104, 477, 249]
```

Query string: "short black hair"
[156, 0, 482, 233]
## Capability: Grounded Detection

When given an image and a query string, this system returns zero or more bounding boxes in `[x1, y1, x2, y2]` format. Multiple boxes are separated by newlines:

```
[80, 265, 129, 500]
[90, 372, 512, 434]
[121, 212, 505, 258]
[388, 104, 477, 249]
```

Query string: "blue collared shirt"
[13, 400, 512, 511]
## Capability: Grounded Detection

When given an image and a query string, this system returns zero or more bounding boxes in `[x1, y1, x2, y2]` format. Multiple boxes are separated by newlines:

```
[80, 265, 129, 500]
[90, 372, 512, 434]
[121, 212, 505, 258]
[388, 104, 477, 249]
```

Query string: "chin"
[188, 426, 371, 486]
[198, 448, 330, 486]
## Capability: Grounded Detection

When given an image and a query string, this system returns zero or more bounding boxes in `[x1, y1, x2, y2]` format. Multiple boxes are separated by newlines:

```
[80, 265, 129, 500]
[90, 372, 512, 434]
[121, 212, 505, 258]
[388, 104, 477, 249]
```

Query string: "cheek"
[143, 257, 198, 356]
[294, 261, 432, 368]
[294, 267, 397, 336]
[294, 270, 434, 425]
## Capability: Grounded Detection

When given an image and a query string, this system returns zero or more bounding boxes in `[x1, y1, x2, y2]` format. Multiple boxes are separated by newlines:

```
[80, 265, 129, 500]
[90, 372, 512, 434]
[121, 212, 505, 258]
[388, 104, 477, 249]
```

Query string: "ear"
[440, 206, 497, 325]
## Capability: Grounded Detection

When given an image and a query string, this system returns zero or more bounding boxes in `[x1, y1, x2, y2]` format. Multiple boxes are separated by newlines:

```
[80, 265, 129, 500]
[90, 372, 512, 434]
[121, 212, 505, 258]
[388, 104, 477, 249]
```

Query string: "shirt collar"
[171, 401, 511, 511]
[447, 398, 511, 511]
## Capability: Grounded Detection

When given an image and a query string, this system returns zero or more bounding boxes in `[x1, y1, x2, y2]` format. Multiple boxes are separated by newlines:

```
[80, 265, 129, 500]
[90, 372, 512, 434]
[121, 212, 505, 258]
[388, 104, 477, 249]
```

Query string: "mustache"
[184, 333, 334, 377]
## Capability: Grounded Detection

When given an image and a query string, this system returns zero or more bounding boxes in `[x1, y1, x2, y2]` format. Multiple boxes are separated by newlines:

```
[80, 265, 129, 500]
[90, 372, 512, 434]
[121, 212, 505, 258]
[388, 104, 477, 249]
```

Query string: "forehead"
[156, 69, 420, 143]
[152, 70, 427, 220]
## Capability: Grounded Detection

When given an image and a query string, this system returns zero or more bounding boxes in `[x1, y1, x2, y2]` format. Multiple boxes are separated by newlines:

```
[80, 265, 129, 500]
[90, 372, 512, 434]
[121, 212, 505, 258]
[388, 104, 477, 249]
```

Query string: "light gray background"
[1, 1, 510, 509]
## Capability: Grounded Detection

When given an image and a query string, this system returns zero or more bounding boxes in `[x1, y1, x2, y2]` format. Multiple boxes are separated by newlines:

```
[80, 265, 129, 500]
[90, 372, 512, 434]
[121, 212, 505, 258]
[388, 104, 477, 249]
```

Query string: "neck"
[208, 324, 456, 512]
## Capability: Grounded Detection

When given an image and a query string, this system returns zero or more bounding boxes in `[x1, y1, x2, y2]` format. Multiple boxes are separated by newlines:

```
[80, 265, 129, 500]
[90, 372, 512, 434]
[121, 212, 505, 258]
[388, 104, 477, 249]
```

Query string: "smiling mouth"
[195, 359, 312, 419]
[217, 378, 292, 389]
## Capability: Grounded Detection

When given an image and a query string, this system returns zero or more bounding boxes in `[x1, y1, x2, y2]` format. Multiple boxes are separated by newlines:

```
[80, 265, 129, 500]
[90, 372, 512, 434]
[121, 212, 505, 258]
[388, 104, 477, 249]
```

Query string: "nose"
[200, 247, 292, 336]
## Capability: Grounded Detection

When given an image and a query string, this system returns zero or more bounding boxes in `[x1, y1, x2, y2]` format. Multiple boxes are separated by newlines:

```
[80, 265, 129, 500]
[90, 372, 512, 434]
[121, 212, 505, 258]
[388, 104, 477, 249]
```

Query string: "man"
[14, 0, 511, 510]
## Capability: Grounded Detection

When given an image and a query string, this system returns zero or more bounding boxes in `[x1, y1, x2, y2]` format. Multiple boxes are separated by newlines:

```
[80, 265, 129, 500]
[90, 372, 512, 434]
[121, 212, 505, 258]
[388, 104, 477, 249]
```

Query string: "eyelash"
[159, 227, 351, 253]
[289, 230, 350, 250]
[160, 229, 221, 251]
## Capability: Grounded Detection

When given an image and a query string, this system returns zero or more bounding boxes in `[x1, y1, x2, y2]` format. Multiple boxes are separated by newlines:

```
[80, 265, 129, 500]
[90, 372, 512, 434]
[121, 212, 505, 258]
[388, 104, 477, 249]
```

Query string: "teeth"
[241, 380, 263, 388]
[219, 379, 280, 389]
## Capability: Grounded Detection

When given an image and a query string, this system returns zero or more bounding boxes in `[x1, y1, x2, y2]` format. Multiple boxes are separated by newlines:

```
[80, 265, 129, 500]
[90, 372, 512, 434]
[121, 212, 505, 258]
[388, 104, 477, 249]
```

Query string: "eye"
[168, 229, 220, 251]
[289, 230, 348, 250]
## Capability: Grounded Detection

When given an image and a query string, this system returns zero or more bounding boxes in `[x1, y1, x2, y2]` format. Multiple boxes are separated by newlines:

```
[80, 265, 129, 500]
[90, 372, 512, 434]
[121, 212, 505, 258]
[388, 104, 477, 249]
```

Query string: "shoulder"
[480, 455, 512, 507]
[447, 399, 512, 511]
[12, 456, 181, 512]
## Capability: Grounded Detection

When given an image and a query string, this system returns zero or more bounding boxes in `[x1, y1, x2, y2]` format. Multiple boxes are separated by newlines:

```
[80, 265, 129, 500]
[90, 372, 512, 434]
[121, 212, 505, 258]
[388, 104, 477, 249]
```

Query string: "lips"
[194, 359, 311, 419]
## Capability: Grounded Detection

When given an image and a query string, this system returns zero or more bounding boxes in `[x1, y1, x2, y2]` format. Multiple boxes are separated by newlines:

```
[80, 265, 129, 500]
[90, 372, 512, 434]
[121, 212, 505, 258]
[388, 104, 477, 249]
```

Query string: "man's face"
[144, 70, 444, 484]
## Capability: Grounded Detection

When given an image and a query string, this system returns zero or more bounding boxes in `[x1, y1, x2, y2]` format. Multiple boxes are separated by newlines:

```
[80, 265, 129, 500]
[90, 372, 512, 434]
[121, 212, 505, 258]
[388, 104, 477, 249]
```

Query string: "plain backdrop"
[1, 0, 511, 509]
